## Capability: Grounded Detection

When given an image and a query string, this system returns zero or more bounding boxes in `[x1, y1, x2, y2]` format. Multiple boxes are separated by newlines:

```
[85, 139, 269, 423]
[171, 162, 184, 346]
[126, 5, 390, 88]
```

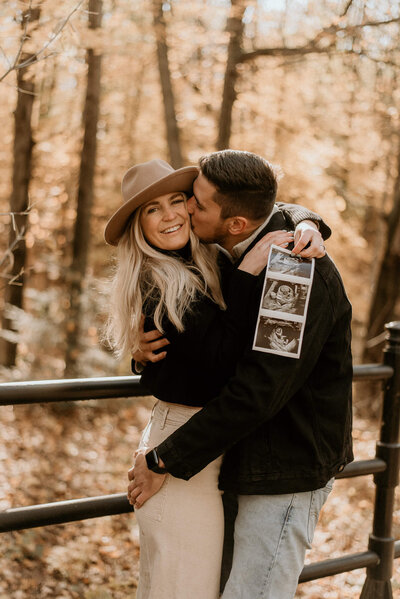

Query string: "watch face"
[151, 449, 159, 466]
[146, 448, 166, 473]
[145, 449, 157, 469]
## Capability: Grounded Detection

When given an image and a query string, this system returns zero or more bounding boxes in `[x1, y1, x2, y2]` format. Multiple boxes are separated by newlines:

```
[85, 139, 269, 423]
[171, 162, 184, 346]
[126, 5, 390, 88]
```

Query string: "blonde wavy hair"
[105, 204, 226, 358]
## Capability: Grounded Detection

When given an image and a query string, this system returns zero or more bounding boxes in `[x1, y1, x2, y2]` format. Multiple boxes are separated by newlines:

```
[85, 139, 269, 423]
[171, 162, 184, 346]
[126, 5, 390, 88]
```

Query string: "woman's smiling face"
[139, 192, 191, 250]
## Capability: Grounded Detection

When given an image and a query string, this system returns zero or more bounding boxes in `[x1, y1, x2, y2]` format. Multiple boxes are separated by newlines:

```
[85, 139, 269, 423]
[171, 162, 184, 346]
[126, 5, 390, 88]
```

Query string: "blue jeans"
[221, 480, 334, 599]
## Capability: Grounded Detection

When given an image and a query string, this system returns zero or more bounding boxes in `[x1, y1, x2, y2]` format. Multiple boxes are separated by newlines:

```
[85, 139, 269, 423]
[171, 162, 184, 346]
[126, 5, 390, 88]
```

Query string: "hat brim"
[104, 166, 199, 246]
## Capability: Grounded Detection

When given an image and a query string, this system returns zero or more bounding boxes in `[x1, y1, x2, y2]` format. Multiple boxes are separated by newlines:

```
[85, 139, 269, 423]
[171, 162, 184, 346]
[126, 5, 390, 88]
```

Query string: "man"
[128, 150, 353, 599]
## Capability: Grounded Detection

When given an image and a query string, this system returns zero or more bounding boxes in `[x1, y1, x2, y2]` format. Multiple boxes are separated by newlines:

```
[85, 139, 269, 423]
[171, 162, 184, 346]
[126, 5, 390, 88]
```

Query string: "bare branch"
[239, 17, 400, 63]
[309, 17, 400, 48]
[0, 210, 32, 217]
[0, 268, 25, 291]
[0, 204, 34, 277]
[0, 227, 26, 272]
[341, 0, 355, 18]
[0, 44, 13, 69]
[0, 249, 14, 274]
[16, 0, 85, 68]
[13, 0, 34, 68]
[240, 44, 336, 62]
[0, 0, 85, 83]
[345, 17, 400, 31]
[7, 269, 25, 287]
[275, 48, 400, 71]
[0, 0, 37, 83]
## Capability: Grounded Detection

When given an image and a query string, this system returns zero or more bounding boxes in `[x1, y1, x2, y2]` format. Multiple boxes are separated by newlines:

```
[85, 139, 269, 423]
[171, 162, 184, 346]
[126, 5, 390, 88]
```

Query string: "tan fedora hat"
[104, 159, 199, 246]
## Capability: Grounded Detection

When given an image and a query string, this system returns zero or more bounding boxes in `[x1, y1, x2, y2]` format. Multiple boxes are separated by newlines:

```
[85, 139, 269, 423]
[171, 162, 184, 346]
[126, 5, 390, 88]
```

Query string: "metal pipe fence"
[0, 322, 399, 597]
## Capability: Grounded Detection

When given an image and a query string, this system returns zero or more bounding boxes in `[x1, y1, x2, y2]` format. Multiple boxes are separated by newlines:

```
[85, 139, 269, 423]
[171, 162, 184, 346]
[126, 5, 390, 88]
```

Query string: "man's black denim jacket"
[158, 211, 353, 494]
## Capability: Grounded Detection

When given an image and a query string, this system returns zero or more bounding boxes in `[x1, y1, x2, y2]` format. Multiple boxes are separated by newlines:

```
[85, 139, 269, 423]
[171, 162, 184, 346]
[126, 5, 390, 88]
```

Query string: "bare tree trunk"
[0, 6, 40, 368]
[64, 0, 103, 377]
[273, 1, 290, 163]
[363, 136, 400, 363]
[216, 2, 396, 152]
[153, 0, 183, 168]
[216, 0, 246, 151]
[124, 63, 146, 165]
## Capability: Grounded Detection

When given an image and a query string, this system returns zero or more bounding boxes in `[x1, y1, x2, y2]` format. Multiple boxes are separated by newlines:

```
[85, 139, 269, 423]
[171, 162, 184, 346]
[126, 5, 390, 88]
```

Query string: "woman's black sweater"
[138, 248, 257, 407]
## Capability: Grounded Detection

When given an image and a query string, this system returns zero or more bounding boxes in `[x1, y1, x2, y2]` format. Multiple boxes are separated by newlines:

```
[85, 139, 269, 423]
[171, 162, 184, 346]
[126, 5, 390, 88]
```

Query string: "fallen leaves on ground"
[0, 396, 399, 598]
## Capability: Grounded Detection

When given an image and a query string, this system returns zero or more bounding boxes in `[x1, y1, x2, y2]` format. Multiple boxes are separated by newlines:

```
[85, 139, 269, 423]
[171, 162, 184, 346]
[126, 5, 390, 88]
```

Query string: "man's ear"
[227, 216, 249, 236]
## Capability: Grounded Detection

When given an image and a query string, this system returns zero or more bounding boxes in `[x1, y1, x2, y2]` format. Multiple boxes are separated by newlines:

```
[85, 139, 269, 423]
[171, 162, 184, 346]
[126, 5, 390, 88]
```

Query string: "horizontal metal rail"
[1, 499, 398, 584]
[0, 458, 387, 533]
[351, 364, 393, 382]
[335, 458, 386, 479]
[0, 375, 147, 406]
[299, 541, 400, 583]
[0, 364, 394, 406]
[0, 357, 398, 593]
[299, 551, 379, 583]
[0, 493, 133, 533]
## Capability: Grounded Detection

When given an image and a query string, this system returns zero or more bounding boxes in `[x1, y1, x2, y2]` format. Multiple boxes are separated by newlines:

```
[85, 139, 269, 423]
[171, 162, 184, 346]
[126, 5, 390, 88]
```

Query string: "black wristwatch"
[146, 448, 168, 474]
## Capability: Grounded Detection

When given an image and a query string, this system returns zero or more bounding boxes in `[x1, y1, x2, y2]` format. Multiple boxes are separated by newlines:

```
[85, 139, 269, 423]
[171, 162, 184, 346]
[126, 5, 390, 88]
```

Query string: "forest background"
[0, 0, 399, 598]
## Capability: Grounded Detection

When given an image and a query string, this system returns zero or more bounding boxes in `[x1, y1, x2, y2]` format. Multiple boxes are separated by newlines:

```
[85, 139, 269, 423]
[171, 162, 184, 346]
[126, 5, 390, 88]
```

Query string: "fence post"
[360, 321, 400, 599]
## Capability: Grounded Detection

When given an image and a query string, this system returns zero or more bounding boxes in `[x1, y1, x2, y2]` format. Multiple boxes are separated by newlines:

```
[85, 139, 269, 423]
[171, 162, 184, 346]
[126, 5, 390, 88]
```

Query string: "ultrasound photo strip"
[252, 245, 315, 358]
[267, 245, 314, 281]
[262, 279, 310, 319]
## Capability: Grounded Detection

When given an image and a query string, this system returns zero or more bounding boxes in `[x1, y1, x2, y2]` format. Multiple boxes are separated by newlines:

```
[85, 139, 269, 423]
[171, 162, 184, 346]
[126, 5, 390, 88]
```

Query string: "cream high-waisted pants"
[135, 400, 224, 599]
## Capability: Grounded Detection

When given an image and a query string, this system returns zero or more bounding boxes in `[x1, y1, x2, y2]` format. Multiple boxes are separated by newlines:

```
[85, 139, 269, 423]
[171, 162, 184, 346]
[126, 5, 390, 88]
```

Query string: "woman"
[104, 159, 324, 599]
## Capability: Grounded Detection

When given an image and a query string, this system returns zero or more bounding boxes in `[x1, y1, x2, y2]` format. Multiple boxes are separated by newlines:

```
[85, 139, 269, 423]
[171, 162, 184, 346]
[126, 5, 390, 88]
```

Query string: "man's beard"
[191, 220, 228, 246]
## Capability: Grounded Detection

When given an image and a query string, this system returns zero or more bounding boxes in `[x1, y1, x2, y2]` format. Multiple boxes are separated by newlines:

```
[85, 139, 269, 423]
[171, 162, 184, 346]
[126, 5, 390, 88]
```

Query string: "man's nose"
[187, 196, 195, 214]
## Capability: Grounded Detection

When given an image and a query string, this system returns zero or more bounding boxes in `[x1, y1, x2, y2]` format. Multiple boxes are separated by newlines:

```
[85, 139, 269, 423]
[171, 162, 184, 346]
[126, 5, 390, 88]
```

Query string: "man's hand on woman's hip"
[127, 452, 166, 508]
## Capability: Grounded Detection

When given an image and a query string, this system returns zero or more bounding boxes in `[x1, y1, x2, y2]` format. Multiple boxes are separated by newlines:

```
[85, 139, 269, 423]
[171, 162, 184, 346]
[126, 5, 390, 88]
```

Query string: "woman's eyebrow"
[144, 200, 160, 209]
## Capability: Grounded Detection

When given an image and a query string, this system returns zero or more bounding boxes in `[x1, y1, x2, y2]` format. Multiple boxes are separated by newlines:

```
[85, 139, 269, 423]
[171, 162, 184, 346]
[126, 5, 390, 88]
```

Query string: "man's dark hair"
[199, 150, 280, 221]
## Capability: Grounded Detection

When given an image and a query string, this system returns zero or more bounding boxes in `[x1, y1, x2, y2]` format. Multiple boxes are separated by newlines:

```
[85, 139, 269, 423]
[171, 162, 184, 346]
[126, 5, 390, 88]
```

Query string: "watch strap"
[146, 448, 167, 474]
